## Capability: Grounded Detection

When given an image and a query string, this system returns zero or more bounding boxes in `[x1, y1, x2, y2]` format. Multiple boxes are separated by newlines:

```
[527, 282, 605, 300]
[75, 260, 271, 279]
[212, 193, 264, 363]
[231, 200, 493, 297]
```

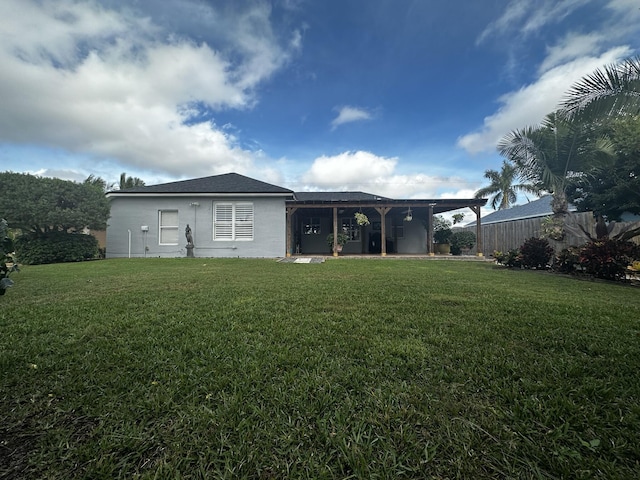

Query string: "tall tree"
[84, 174, 108, 192]
[119, 172, 145, 190]
[0, 172, 110, 234]
[474, 160, 540, 210]
[497, 112, 615, 216]
[566, 115, 640, 220]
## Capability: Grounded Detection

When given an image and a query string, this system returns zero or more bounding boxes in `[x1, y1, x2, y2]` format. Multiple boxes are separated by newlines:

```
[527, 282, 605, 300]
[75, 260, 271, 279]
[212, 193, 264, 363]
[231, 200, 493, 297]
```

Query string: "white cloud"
[330, 106, 374, 130]
[0, 0, 299, 178]
[477, 0, 592, 44]
[476, 0, 530, 44]
[302, 151, 396, 187]
[457, 47, 631, 154]
[538, 32, 605, 73]
[300, 151, 476, 199]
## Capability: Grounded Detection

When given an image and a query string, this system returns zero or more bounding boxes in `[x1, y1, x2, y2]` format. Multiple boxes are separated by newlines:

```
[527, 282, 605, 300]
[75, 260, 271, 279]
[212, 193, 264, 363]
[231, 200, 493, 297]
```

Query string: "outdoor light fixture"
[404, 207, 413, 222]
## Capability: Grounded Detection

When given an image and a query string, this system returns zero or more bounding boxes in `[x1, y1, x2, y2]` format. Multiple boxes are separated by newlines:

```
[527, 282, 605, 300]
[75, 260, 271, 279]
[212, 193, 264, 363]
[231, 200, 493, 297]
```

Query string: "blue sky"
[1, 0, 639, 219]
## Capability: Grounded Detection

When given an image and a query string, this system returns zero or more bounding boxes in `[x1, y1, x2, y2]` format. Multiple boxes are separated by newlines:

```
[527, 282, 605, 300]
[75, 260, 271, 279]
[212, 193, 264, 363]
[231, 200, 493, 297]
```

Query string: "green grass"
[1, 258, 639, 479]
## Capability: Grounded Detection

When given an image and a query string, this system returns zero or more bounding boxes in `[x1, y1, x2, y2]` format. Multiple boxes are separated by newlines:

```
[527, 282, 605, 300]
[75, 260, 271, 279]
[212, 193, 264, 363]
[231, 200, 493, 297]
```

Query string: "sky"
[1, 0, 639, 221]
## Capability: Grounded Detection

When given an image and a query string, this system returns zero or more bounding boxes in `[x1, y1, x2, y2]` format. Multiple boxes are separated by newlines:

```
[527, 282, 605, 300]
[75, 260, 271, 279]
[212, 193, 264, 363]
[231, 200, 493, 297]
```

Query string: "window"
[303, 217, 321, 235]
[341, 217, 360, 241]
[159, 210, 179, 245]
[214, 202, 254, 240]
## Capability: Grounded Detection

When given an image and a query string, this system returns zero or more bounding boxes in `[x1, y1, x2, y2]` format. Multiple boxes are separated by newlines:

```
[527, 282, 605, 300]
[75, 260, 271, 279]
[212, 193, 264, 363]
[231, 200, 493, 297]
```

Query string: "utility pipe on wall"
[128, 229, 131, 258]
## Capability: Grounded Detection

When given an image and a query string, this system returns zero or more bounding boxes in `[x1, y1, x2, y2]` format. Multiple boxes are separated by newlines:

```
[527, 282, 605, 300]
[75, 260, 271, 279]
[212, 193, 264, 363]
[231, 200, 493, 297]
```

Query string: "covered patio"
[285, 193, 487, 257]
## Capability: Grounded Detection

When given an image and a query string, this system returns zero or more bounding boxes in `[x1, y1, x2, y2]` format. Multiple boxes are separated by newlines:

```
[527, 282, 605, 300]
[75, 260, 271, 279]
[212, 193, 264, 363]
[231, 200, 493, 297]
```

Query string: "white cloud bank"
[0, 0, 300, 179]
[300, 151, 476, 199]
[457, 47, 631, 154]
[462, 0, 639, 155]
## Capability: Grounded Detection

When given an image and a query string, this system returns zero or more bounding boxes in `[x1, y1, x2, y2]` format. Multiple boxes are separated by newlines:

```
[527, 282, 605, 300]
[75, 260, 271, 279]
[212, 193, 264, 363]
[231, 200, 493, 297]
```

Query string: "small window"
[159, 210, 179, 245]
[214, 202, 254, 241]
[341, 217, 360, 241]
[303, 217, 321, 235]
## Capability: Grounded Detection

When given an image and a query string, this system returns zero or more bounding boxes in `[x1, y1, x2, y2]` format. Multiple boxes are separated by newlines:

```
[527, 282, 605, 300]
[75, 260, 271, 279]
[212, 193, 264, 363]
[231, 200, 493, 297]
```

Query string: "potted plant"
[326, 232, 349, 253]
[354, 212, 370, 226]
[433, 215, 452, 254]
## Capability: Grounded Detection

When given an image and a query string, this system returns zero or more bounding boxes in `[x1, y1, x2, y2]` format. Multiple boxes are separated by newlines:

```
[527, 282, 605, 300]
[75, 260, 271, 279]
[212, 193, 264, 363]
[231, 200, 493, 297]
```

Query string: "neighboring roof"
[293, 191, 390, 202]
[468, 195, 576, 226]
[107, 173, 293, 196]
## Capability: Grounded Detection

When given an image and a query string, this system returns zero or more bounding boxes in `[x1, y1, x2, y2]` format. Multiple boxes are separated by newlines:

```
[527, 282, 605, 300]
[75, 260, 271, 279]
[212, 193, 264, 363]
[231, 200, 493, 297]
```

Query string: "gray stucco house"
[106, 173, 487, 258]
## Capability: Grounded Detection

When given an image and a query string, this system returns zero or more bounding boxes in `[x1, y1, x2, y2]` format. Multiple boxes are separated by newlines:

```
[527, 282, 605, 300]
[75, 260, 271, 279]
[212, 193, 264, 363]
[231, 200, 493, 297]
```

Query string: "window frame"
[213, 202, 254, 241]
[158, 210, 179, 245]
[302, 217, 321, 235]
[341, 217, 360, 242]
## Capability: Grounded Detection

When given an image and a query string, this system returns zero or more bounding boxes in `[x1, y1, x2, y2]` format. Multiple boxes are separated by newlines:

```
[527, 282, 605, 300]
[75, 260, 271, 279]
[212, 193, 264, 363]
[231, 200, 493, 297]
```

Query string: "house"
[105, 173, 487, 258]
[467, 195, 576, 227]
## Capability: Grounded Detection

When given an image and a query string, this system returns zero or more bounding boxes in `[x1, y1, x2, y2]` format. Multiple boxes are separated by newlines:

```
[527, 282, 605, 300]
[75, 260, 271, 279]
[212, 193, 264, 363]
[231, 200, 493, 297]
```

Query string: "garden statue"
[185, 224, 194, 257]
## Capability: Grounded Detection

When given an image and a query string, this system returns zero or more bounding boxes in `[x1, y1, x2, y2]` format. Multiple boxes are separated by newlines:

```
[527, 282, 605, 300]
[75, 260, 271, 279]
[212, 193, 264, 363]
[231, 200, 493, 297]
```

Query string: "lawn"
[1, 258, 639, 479]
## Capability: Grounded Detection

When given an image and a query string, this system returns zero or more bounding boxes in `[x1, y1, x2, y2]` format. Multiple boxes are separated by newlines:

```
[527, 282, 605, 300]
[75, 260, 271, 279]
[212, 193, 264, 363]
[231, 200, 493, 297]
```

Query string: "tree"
[497, 112, 615, 216]
[0, 219, 19, 295]
[558, 56, 640, 221]
[84, 174, 108, 192]
[0, 172, 110, 234]
[474, 160, 540, 210]
[561, 56, 640, 120]
[119, 172, 145, 190]
[566, 115, 640, 220]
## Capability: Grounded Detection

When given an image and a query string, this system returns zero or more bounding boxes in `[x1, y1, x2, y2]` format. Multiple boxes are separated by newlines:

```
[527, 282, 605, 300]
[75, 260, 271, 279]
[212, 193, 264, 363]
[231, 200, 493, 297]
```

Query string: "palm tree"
[83, 174, 107, 191]
[474, 160, 540, 210]
[119, 172, 145, 190]
[497, 112, 615, 216]
[561, 56, 640, 120]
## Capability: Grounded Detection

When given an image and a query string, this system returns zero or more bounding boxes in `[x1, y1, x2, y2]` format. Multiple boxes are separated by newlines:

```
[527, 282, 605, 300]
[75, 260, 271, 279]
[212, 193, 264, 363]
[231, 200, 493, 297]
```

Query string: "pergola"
[285, 197, 487, 257]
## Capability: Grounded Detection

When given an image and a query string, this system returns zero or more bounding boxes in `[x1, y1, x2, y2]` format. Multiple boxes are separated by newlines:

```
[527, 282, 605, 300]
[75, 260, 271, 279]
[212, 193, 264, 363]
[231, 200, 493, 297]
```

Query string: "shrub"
[578, 239, 640, 281]
[493, 249, 522, 268]
[554, 247, 582, 274]
[519, 237, 554, 269]
[494, 237, 553, 269]
[15, 232, 99, 265]
[450, 231, 476, 255]
[1, 219, 19, 295]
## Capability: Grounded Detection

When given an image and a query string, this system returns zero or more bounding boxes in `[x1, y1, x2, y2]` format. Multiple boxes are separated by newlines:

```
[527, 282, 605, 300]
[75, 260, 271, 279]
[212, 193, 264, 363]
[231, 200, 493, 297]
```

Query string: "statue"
[185, 224, 194, 257]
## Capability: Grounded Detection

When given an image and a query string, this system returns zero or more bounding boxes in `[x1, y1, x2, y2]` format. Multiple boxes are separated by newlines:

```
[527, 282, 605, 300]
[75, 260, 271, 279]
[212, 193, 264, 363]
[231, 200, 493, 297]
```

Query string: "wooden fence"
[464, 213, 640, 257]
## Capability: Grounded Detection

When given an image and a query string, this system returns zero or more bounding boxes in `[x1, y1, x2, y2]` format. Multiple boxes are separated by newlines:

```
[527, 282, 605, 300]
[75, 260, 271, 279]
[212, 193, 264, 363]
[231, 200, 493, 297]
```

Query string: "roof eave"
[106, 192, 294, 198]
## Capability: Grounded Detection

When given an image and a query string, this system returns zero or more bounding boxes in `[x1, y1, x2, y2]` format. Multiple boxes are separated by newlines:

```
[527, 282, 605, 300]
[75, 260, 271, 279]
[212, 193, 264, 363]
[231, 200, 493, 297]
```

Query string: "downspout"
[128, 229, 131, 258]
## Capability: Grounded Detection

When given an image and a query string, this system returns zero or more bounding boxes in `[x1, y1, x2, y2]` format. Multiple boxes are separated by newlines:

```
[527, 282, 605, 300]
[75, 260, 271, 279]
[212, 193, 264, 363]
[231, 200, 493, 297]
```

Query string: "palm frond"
[561, 56, 640, 120]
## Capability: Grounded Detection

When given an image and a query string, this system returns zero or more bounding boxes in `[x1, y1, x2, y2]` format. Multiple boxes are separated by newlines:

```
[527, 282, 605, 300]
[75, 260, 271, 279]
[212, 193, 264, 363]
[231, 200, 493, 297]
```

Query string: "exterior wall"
[106, 196, 287, 258]
[394, 220, 427, 254]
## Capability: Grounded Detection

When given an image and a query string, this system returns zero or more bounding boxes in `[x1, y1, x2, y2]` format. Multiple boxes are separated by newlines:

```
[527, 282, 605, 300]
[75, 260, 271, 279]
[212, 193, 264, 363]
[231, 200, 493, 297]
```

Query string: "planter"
[433, 243, 451, 255]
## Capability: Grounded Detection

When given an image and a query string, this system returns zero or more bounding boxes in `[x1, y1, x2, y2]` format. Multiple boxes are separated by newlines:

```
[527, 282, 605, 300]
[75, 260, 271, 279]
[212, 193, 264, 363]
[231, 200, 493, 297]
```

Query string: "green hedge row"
[15, 232, 99, 265]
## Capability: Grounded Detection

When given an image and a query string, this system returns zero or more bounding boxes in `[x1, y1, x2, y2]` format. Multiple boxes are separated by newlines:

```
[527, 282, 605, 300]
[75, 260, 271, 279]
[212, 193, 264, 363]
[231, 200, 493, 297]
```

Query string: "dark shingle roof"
[293, 191, 390, 202]
[468, 195, 576, 226]
[109, 173, 293, 195]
